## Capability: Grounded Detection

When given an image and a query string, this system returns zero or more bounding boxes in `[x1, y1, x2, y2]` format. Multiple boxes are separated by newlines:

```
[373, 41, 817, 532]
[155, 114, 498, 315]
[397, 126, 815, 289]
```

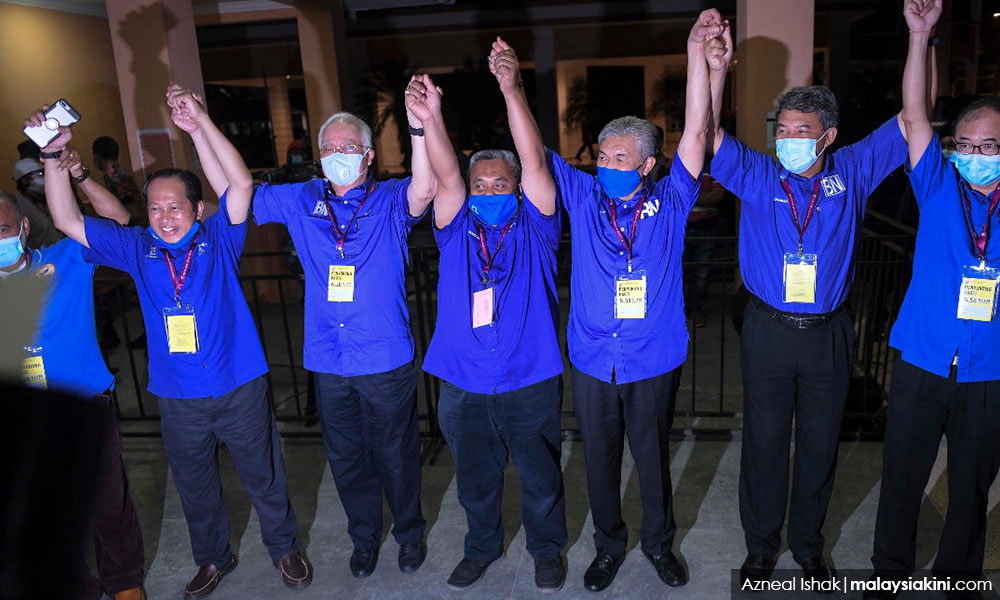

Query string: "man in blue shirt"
[42, 87, 310, 599]
[546, 11, 719, 593]
[252, 99, 435, 575]
[867, 2, 1000, 596]
[706, 25, 911, 585]
[407, 39, 567, 592]
[4, 123, 145, 600]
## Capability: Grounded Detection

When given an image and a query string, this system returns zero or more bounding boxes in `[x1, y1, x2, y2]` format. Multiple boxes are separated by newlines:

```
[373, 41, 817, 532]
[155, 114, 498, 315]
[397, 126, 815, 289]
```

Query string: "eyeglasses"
[319, 144, 369, 156]
[951, 142, 1000, 156]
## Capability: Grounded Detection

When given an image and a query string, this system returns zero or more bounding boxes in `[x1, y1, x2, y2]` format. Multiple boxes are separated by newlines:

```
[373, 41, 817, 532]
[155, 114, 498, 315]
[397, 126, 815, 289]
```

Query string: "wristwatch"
[71, 166, 91, 184]
[408, 126, 425, 137]
[39, 149, 63, 160]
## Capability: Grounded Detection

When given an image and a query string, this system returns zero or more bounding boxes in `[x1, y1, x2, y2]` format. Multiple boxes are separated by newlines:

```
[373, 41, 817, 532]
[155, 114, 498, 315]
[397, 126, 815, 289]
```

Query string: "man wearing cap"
[13, 157, 62, 247]
[252, 93, 435, 577]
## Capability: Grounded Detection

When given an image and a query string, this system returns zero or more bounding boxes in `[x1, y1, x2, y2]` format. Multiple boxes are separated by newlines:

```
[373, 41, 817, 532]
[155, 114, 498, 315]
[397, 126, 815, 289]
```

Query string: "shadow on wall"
[736, 35, 789, 140]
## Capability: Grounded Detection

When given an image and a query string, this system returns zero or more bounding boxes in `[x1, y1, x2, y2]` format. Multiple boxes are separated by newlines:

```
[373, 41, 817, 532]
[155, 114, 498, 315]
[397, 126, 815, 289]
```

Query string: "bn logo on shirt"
[820, 175, 845, 198]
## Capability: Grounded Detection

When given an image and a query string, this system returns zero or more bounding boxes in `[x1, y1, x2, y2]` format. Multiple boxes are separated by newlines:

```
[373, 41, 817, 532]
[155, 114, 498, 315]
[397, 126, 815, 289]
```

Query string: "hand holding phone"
[23, 100, 80, 149]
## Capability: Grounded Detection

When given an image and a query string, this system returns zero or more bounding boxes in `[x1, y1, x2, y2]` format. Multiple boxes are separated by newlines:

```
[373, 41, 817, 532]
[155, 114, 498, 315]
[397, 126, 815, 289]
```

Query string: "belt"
[750, 295, 844, 330]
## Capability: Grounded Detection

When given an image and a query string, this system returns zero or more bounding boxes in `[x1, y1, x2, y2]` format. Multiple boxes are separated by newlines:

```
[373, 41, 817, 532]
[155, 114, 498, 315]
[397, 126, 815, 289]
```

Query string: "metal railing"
[101, 223, 915, 440]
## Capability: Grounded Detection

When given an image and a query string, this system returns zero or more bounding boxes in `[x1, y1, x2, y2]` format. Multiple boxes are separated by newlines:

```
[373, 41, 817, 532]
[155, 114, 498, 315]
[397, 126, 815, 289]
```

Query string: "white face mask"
[321, 152, 368, 186]
[0, 225, 26, 268]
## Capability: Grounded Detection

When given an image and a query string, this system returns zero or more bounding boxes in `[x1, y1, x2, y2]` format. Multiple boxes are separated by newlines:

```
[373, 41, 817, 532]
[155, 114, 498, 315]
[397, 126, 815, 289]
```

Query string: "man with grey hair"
[252, 100, 436, 577]
[706, 21, 920, 587]
[408, 36, 567, 592]
[546, 10, 721, 592]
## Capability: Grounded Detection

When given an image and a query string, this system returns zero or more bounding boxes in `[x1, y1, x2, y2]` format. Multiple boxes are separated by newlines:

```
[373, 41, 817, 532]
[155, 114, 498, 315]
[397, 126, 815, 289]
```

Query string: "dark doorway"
[587, 66, 645, 128]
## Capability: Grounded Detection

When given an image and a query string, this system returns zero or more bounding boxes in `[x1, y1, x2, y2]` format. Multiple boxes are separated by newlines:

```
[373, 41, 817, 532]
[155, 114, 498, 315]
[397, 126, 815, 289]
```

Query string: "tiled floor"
[118, 436, 1000, 599]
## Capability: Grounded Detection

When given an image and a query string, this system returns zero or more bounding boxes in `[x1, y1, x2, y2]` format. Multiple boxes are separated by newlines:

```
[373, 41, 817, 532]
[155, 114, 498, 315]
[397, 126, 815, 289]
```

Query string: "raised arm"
[405, 76, 438, 219]
[489, 37, 556, 215]
[407, 74, 466, 228]
[707, 20, 733, 154]
[166, 85, 253, 224]
[54, 147, 130, 225]
[677, 9, 723, 179]
[901, 0, 942, 166]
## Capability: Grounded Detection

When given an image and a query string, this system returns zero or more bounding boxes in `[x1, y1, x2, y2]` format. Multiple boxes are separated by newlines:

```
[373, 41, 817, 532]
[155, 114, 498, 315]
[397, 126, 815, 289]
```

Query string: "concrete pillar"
[296, 5, 345, 154]
[735, 0, 815, 151]
[532, 26, 560, 149]
[105, 0, 205, 177]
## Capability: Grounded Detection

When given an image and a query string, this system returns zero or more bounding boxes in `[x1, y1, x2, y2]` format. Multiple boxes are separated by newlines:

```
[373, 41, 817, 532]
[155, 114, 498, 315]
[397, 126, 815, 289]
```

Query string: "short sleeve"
[547, 148, 595, 214]
[656, 154, 702, 215]
[906, 133, 950, 210]
[252, 182, 289, 226]
[206, 190, 249, 262]
[389, 177, 427, 230]
[835, 115, 907, 203]
[82, 216, 141, 272]
[710, 132, 775, 204]
[521, 192, 561, 251]
[432, 203, 469, 247]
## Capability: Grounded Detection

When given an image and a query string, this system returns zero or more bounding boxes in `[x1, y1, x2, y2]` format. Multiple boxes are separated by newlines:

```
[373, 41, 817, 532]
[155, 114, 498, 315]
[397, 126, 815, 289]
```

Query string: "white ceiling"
[0, 0, 289, 18]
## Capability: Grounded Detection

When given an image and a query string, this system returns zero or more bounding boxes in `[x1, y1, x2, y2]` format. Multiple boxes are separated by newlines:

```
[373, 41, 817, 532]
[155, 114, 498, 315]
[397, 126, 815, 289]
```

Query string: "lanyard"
[779, 178, 822, 254]
[162, 232, 200, 305]
[606, 189, 647, 273]
[960, 183, 1000, 262]
[475, 222, 513, 284]
[324, 182, 373, 258]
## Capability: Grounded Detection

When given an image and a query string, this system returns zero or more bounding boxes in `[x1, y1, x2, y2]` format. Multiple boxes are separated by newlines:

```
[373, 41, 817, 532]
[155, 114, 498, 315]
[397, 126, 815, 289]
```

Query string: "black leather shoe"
[740, 554, 776, 587]
[275, 552, 312, 588]
[642, 550, 688, 587]
[534, 556, 566, 593]
[184, 554, 237, 599]
[584, 552, 625, 592]
[796, 556, 834, 593]
[447, 557, 495, 590]
[349, 546, 379, 578]
[398, 541, 427, 573]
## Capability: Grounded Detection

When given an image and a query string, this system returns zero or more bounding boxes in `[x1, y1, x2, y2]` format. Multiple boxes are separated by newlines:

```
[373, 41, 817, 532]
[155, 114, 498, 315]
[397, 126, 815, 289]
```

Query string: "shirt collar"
[777, 154, 833, 183]
[325, 175, 375, 201]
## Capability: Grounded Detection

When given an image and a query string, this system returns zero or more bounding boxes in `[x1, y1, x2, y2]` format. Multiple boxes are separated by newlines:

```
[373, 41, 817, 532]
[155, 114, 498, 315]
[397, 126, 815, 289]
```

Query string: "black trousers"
[872, 357, 1000, 577]
[738, 299, 855, 560]
[80, 395, 145, 599]
[572, 366, 680, 557]
[437, 376, 567, 562]
[314, 361, 426, 550]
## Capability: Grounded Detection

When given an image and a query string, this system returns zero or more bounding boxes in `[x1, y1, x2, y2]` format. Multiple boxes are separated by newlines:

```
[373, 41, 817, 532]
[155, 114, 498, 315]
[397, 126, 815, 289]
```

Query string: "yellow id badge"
[163, 304, 199, 354]
[328, 265, 355, 302]
[472, 286, 495, 328]
[615, 270, 647, 319]
[20, 350, 47, 389]
[957, 265, 1000, 321]
[783, 253, 817, 304]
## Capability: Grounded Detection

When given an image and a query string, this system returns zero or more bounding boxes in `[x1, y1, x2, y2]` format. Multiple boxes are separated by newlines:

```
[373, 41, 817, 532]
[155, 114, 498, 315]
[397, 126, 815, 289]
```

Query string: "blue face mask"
[597, 167, 642, 198]
[321, 152, 368, 187]
[949, 152, 1000, 187]
[148, 222, 201, 251]
[0, 226, 25, 268]
[775, 131, 829, 174]
[469, 193, 518, 226]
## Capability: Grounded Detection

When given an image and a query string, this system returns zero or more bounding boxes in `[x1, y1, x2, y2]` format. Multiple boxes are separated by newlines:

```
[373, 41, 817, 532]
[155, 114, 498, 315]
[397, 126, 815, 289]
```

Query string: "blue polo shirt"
[711, 116, 907, 313]
[422, 197, 563, 394]
[82, 192, 268, 398]
[890, 136, 1000, 382]
[549, 151, 700, 384]
[253, 176, 423, 376]
[13, 238, 114, 398]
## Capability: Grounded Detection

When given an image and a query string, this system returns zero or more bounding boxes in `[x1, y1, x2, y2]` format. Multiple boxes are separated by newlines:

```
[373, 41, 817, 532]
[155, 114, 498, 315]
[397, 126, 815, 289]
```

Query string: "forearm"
[423, 114, 466, 227]
[194, 115, 252, 194]
[78, 178, 130, 225]
[903, 31, 932, 128]
[190, 129, 229, 199]
[678, 42, 711, 177]
[43, 160, 88, 246]
[408, 133, 436, 215]
[709, 67, 727, 154]
[504, 86, 556, 214]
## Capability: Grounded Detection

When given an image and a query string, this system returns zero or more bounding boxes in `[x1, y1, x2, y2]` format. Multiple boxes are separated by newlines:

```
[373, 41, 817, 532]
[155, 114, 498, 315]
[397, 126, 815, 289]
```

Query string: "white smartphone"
[23, 99, 81, 148]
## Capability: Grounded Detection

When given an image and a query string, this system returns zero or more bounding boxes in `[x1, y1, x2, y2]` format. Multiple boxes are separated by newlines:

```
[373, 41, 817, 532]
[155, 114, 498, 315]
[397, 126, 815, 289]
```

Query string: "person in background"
[12, 157, 63, 248]
[93, 136, 144, 225]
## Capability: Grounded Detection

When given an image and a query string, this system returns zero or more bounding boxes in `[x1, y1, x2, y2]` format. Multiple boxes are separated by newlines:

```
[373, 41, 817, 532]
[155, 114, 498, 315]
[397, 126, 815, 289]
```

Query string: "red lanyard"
[475, 222, 513, 284]
[324, 183, 373, 258]
[960, 184, 1000, 261]
[162, 232, 200, 304]
[606, 189, 647, 273]
[779, 178, 822, 254]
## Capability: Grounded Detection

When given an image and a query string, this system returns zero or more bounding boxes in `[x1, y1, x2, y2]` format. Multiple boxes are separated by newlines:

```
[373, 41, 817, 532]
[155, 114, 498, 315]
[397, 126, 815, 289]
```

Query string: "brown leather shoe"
[184, 555, 237, 599]
[276, 552, 313, 588]
[113, 588, 146, 600]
